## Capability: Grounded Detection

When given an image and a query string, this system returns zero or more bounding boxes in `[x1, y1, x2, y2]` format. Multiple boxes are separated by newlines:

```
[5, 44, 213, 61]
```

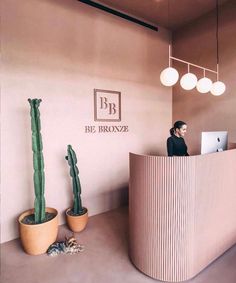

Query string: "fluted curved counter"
[129, 149, 236, 282]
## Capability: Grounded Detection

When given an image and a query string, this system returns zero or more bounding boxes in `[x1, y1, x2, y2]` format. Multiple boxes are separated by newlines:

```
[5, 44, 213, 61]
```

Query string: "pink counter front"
[129, 149, 236, 282]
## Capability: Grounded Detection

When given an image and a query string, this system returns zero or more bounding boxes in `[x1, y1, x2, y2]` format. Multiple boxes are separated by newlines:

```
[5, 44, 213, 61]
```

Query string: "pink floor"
[1, 206, 236, 283]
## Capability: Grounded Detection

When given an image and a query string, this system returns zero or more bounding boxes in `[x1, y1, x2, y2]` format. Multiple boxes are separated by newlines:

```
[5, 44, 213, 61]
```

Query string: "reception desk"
[129, 149, 236, 282]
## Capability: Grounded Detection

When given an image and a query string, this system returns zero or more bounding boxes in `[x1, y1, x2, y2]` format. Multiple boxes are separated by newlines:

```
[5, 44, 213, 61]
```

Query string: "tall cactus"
[28, 99, 46, 223]
[65, 145, 84, 215]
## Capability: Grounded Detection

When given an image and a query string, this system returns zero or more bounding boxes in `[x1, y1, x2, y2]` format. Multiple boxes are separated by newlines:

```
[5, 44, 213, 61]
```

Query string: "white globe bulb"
[196, 77, 213, 93]
[160, 67, 179, 86]
[180, 73, 198, 90]
[211, 81, 226, 96]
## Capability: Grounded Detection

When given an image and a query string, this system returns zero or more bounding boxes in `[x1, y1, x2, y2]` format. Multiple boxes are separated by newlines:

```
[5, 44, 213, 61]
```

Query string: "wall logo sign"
[94, 89, 121, 121]
[85, 89, 129, 134]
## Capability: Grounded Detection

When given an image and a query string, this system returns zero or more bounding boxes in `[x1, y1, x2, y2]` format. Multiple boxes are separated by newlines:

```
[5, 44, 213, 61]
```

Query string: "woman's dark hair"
[169, 121, 187, 136]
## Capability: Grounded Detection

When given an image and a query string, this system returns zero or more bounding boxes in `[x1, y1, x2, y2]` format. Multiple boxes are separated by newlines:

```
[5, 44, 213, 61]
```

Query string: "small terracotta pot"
[18, 207, 58, 255]
[66, 207, 88, 232]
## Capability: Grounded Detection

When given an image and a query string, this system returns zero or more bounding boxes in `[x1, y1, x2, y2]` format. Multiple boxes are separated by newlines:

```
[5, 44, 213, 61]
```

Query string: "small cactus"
[65, 145, 84, 215]
[28, 98, 46, 223]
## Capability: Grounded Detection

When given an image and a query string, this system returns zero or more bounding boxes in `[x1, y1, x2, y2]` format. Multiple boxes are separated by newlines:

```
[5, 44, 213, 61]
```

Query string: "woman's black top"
[167, 135, 189, 156]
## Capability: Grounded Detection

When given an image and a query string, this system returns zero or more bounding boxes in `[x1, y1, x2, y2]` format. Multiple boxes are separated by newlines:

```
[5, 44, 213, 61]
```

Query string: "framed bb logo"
[94, 89, 121, 122]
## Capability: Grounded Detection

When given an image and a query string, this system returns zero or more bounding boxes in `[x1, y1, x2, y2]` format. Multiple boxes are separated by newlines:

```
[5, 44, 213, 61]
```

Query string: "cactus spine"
[28, 99, 46, 223]
[65, 145, 84, 215]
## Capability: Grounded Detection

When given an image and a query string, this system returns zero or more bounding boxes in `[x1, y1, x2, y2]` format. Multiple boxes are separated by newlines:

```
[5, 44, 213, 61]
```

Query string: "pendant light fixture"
[210, 0, 226, 96]
[160, 0, 226, 95]
[160, 0, 179, 87]
[160, 67, 179, 86]
[160, 46, 179, 86]
[211, 80, 226, 96]
[196, 69, 213, 93]
[180, 65, 197, 90]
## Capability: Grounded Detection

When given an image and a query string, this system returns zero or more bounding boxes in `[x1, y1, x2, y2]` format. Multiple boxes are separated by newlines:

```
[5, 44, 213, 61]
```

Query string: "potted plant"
[18, 99, 58, 255]
[65, 145, 88, 232]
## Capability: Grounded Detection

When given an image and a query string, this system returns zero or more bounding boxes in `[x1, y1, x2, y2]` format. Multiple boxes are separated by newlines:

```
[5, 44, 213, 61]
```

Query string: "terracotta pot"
[66, 207, 88, 232]
[18, 207, 58, 255]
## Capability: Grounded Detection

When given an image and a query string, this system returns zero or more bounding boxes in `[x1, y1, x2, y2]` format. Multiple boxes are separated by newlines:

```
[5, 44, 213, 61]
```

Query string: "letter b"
[109, 103, 116, 115]
[100, 97, 108, 109]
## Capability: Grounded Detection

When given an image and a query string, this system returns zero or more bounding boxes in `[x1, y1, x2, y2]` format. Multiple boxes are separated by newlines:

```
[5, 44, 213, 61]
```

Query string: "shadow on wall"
[103, 185, 129, 208]
[86, 185, 129, 216]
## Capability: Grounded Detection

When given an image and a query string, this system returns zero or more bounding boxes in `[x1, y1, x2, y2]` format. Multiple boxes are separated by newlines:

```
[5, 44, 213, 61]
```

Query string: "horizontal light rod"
[170, 56, 218, 74]
[78, 0, 158, 31]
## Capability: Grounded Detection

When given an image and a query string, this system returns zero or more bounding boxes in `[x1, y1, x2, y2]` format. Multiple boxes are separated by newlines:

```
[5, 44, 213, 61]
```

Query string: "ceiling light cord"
[167, 0, 170, 30]
[216, 0, 219, 80]
[168, 0, 171, 67]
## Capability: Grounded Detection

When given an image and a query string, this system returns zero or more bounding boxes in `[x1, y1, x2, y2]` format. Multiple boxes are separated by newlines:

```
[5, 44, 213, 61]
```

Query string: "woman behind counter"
[167, 121, 189, 156]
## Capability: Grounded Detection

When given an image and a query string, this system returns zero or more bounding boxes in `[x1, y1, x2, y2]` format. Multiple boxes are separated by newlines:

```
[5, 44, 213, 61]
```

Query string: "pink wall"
[172, 0, 236, 154]
[1, 0, 171, 242]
